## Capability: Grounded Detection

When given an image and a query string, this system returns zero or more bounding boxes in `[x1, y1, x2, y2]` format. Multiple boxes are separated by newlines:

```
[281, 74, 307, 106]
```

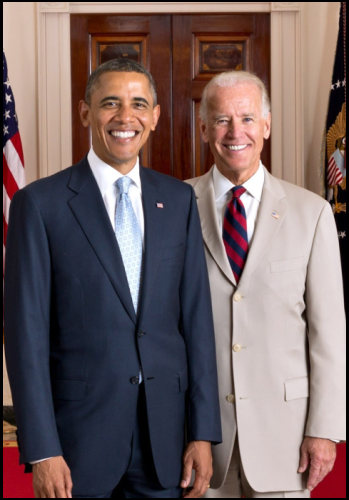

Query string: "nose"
[115, 104, 134, 123]
[227, 119, 243, 138]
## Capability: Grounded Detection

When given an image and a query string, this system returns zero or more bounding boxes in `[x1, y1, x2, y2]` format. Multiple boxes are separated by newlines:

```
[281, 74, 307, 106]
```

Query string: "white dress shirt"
[213, 161, 265, 244]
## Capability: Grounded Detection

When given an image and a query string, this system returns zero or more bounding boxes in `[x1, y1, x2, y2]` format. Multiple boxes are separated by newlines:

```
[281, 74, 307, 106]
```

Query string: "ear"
[79, 100, 91, 128]
[199, 118, 210, 143]
[263, 112, 271, 140]
[151, 104, 161, 131]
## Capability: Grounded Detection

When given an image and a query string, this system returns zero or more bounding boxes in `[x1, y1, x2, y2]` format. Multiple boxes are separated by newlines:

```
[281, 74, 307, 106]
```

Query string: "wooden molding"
[271, 2, 302, 11]
[70, 3, 271, 14]
[39, 2, 70, 12]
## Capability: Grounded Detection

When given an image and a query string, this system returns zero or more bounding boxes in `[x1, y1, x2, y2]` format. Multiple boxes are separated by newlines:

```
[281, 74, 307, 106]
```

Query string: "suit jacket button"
[234, 293, 242, 302]
[226, 394, 235, 404]
[131, 377, 139, 385]
[233, 344, 242, 352]
[138, 331, 146, 338]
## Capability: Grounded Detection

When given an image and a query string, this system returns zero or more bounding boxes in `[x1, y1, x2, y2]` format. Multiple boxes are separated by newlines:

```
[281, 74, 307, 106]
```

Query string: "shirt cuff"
[306, 436, 340, 444]
[30, 457, 53, 464]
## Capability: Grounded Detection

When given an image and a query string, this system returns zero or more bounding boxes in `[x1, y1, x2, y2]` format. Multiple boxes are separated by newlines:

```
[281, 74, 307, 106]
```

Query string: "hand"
[298, 437, 337, 492]
[181, 441, 212, 498]
[33, 456, 73, 498]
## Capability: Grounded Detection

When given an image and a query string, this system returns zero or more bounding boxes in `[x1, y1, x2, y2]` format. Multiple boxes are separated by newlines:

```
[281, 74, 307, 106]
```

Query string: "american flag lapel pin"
[156, 203, 164, 209]
[272, 211, 280, 220]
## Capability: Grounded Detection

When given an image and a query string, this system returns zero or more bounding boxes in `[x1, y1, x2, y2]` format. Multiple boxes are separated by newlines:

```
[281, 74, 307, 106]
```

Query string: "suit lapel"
[67, 158, 137, 325]
[137, 168, 167, 325]
[239, 169, 288, 289]
[195, 170, 236, 287]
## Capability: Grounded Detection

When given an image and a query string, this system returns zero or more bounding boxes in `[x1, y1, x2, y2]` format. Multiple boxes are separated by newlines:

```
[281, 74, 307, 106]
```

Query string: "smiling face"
[200, 82, 271, 184]
[79, 71, 160, 173]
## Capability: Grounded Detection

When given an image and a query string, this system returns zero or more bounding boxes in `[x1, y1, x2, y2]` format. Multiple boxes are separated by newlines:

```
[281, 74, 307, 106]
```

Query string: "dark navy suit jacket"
[4, 157, 222, 496]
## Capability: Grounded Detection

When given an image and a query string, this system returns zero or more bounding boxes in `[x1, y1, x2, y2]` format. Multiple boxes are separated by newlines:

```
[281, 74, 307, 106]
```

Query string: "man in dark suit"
[4, 59, 222, 499]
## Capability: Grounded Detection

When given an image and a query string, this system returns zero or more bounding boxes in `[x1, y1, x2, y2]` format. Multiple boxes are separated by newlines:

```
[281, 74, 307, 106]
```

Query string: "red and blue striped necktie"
[223, 186, 249, 283]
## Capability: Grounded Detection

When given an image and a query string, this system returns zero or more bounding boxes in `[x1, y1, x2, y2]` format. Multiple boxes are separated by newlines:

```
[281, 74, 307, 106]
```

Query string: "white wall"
[303, 1, 341, 193]
[2, 2, 342, 405]
[3, 2, 38, 186]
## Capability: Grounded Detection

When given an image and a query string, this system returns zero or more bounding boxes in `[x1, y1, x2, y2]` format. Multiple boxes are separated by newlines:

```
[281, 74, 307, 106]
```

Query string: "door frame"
[37, 2, 304, 186]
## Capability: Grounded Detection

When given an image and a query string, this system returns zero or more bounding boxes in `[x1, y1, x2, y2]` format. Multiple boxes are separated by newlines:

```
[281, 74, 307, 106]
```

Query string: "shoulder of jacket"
[185, 176, 201, 188]
[276, 178, 327, 209]
[19, 167, 74, 198]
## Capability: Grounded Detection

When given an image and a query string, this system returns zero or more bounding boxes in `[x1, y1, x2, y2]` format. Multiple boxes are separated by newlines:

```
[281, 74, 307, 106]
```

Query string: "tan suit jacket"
[186, 167, 346, 493]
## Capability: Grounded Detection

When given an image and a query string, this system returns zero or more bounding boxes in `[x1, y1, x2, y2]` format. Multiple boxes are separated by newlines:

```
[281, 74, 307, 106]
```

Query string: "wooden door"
[71, 14, 270, 180]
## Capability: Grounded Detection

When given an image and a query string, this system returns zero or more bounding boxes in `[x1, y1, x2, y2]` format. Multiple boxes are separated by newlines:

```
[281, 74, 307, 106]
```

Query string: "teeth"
[111, 131, 136, 138]
[227, 145, 247, 151]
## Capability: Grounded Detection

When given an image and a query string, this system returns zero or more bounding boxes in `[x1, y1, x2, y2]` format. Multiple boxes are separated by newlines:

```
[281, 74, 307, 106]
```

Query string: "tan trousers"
[205, 443, 310, 499]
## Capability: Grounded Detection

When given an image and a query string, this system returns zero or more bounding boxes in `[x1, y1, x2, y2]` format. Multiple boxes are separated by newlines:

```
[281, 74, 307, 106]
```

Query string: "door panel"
[71, 14, 270, 180]
[92, 36, 146, 67]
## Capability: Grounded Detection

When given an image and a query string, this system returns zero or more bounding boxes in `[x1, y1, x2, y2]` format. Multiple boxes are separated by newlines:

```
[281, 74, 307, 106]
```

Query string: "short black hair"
[84, 58, 157, 106]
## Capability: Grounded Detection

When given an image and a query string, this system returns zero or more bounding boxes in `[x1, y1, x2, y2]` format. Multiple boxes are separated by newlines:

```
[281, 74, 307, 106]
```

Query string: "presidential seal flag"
[321, 2, 346, 311]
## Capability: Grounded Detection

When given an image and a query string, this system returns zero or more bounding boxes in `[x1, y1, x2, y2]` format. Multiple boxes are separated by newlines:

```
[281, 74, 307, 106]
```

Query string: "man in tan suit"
[186, 71, 346, 498]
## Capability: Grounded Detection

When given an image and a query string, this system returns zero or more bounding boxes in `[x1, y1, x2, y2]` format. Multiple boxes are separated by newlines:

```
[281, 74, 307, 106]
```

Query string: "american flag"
[3, 51, 26, 269]
[327, 153, 344, 186]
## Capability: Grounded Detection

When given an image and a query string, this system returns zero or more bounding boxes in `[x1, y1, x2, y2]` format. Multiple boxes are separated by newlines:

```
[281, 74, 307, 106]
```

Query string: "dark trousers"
[74, 384, 183, 498]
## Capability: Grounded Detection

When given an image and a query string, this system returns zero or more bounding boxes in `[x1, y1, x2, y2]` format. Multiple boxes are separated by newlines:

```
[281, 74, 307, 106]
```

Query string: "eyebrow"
[100, 96, 150, 106]
[212, 112, 258, 121]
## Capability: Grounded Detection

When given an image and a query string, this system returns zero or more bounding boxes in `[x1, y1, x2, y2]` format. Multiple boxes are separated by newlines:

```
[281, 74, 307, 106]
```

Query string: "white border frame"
[37, 2, 304, 186]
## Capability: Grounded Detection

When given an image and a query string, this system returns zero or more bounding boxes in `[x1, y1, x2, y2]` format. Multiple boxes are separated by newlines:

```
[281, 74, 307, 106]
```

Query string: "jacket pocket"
[52, 379, 87, 401]
[284, 376, 309, 401]
[163, 244, 184, 261]
[178, 368, 189, 393]
[270, 257, 304, 273]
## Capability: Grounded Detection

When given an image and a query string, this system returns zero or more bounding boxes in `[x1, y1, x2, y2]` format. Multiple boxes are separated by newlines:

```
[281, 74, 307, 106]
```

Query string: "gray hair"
[85, 58, 158, 106]
[199, 71, 271, 122]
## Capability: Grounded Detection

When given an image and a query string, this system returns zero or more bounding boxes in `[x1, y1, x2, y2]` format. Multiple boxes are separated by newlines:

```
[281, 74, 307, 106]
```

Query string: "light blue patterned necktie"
[115, 176, 143, 314]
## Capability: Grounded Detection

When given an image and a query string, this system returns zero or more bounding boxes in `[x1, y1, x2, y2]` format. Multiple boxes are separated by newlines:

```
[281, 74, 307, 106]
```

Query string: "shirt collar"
[213, 161, 265, 203]
[88, 147, 142, 196]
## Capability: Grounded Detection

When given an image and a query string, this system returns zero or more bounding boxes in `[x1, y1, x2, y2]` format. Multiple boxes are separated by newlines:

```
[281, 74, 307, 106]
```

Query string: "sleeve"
[4, 189, 63, 464]
[305, 201, 346, 442]
[179, 187, 222, 444]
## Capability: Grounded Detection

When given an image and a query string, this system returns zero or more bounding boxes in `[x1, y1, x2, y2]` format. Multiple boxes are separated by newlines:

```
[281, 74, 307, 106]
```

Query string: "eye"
[243, 117, 253, 123]
[217, 119, 228, 125]
[103, 101, 118, 108]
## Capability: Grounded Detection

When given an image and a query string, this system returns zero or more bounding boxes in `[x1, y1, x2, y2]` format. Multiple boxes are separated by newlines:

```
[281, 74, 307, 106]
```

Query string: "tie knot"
[116, 176, 132, 195]
[232, 186, 246, 199]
